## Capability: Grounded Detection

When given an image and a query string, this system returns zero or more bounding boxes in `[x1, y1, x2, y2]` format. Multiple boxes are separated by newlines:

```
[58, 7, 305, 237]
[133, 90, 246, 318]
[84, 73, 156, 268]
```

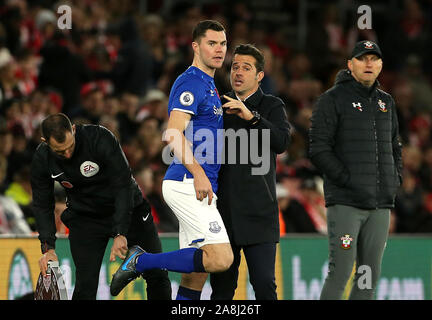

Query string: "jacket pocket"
[337, 168, 351, 188]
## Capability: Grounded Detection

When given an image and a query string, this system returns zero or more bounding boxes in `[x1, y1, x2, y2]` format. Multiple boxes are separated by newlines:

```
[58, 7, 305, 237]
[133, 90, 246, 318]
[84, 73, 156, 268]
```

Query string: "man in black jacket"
[210, 44, 291, 300]
[31, 113, 171, 300]
[309, 40, 402, 300]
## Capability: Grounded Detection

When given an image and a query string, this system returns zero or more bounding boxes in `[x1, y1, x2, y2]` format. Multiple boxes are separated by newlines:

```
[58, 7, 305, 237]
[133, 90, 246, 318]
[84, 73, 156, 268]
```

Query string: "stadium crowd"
[0, 0, 432, 236]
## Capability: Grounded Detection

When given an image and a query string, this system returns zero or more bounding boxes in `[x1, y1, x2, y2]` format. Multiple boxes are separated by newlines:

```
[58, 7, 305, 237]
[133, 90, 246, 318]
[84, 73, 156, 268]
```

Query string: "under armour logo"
[352, 102, 363, 112]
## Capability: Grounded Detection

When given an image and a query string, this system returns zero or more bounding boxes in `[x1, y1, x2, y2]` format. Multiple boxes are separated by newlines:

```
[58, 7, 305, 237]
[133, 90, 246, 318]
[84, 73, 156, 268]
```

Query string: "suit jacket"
[217, 87, 291, 246]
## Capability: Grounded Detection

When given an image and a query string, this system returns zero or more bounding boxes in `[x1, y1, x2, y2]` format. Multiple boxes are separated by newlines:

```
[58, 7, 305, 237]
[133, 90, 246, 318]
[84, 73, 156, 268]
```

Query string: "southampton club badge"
[378, 99, 387, 112]
[364, 41, 374, 49]
[209, 221, 221, 233]
[341, 234, 353, 249]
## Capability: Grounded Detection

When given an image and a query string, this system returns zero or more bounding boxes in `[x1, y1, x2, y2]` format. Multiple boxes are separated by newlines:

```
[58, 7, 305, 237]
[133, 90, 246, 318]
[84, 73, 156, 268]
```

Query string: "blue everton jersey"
[164, 66, 224, 193]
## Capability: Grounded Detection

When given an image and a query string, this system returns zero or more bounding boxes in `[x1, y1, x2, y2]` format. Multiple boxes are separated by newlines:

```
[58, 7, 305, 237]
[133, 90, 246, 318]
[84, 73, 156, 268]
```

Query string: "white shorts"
[162, 176, 230, 249]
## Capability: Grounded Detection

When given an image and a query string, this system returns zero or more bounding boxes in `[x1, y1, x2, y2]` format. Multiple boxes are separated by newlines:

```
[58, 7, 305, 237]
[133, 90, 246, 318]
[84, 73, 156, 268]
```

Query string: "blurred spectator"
[116, 92, 141, 144]
[142, 131, 165, 168]
[285, 106, 313, 163]
[4, 165, 34, 230]
[34, 8, 56, 46]
[139, 14, 167, 86]
[402, 54, 432, 113]
[282, 178, 327, 234]
[276, 183, 289, 235]
[306, 3, 346, 84]
[136, 89, 168, 126]
[394, 170, 430, 232]
[382, 0, 432, 71]
[346, 14, 378, 56]
[402, 144, 423, 175]
[70, 82, 105, 123]
[420, 145, 432, 192]
[137, 116, 160, 146]
[1, 4, 23, 55]
[281, 52, 322, 113]
[257, 45, 279, 96]
[99, 114, 121, 141]
[100, 16, 153, 97]
[0, 48, 21, 108]
[392, 80, 416, 143]
[0, 194, 32, 234]
[103, 94, 121, 117]
[122, 136, 145, 170]
[14, 48, 38, 97]
[38, 31, 92, 116]
[224, 1, 254, 25]
[28, 89, 61, 127]
[5, 123, 34, 185]
[409, 113, 431, 149]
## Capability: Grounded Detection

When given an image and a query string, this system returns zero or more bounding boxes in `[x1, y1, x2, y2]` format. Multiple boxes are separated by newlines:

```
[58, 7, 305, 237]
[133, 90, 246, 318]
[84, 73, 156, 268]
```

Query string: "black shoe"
[110, 245, 145, 296]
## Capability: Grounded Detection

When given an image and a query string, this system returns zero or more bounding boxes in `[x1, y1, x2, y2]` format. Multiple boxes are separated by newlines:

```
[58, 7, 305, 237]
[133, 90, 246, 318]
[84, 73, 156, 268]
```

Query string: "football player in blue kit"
[111, 20, 233, 300]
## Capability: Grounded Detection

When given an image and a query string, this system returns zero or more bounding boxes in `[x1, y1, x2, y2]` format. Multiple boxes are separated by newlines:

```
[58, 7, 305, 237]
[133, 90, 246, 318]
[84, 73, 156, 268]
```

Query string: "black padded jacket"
[309, 69, 402, 209]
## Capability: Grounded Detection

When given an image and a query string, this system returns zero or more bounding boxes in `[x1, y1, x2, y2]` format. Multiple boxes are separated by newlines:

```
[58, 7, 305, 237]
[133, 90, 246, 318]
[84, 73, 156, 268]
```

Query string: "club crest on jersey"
[180, 91, 194, 106]
[80, 161, 99, 177]
[341, 234, 353, 249]
[378, 99, 387, 112]
[209, 221, 221, 233]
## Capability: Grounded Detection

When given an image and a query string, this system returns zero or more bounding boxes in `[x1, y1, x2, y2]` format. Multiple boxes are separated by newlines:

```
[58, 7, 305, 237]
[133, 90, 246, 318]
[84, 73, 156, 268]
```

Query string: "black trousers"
[61, 201, 172, 300]
[210, 242, 277, 300]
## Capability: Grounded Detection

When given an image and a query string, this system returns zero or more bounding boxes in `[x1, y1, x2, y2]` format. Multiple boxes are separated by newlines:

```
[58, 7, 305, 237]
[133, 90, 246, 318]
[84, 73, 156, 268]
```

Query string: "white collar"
[235, 91, 256, 102]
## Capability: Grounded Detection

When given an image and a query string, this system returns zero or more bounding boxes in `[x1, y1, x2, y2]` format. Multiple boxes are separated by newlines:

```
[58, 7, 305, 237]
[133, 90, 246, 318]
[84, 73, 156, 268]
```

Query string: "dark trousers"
[210, 242, 277, 300]
[62, 201, 172, 300]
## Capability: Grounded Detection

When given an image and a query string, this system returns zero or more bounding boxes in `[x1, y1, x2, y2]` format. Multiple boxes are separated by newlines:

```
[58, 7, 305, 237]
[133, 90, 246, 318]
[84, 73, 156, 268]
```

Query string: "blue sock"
[176, 286, 201, 300]
[135, 247, 205, 273]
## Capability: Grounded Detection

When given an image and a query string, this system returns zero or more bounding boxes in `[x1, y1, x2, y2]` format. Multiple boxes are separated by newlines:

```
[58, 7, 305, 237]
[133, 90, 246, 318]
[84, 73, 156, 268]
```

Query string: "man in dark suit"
[210, 44, 291, 300]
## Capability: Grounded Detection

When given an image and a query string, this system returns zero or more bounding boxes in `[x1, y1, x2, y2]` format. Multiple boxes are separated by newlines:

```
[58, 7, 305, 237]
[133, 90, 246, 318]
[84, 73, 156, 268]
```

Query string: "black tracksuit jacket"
[31, 124, 144, 251]
[309, 69, 402, 209]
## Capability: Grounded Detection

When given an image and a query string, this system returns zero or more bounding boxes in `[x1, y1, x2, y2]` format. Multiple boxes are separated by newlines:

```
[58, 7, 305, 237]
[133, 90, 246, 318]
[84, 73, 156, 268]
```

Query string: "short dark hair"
[233, 44, 265, 73]
[192, 20, 225, 43]
[41, 113, 73, 143]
